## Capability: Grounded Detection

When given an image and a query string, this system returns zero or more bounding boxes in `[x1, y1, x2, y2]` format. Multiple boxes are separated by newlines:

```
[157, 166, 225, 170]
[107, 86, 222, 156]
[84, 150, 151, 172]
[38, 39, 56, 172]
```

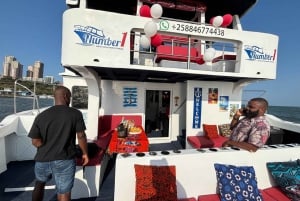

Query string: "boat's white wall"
[186, 80, 242, 138]
[62, 8, 278, 79]
[0, 114, 19, 173]
[0, 138, 7, 173]
[114, 144, 300, 200]
[0, 112, 38, 173]
[100, 80, 187, 142]
[63, 75, 88, 94]
[62, 75, 248, 144]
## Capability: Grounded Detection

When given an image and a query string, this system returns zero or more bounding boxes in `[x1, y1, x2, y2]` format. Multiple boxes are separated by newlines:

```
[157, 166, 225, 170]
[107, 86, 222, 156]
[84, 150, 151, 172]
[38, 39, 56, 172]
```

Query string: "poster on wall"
[193, 87, 202, 128]
[219, 96, 229, 111]
[229, 103, 240, 119]
[123, 87, 137, 107]
[208, 88, 218, 104]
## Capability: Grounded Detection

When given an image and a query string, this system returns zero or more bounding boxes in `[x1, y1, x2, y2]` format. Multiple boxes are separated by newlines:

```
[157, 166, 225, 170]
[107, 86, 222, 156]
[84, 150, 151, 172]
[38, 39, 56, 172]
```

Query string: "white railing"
[14, 80, 40, 114]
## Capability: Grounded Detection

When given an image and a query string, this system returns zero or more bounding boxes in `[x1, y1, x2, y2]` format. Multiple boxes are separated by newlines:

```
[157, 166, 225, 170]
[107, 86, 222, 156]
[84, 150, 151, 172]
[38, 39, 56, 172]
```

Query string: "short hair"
[250, 97, 269, 110]
[54, 86, 71, 97]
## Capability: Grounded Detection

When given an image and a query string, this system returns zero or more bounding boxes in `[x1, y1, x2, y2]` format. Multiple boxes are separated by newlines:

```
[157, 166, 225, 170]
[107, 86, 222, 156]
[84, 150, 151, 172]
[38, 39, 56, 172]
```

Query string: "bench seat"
[187, 135, 228, 148]
[72, 114, 142, 199]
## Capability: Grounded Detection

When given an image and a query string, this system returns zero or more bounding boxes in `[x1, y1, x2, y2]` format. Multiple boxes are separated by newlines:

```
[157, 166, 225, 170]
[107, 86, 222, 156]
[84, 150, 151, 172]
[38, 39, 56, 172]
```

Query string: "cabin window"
[72, 86, 88, 109]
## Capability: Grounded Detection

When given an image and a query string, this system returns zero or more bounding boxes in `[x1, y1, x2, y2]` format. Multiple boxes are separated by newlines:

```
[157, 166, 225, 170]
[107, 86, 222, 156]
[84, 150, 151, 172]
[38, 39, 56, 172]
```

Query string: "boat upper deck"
[62, 0, 278, 83]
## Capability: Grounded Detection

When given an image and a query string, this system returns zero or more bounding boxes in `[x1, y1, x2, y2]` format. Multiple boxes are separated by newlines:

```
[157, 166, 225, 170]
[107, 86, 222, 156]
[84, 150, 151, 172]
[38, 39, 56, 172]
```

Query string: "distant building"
[33, 61, 44, 81]
[26, 65, 34, 79]
[2, 56, 48, 82]
[23, 61, 44, 82]
[44, 76, 54, 84]
[2, 56, 23, 79]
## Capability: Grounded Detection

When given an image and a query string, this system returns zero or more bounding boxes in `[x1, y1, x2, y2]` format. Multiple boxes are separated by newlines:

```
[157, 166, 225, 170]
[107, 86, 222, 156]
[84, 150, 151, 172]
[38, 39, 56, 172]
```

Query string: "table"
[108, 127, 149, 154]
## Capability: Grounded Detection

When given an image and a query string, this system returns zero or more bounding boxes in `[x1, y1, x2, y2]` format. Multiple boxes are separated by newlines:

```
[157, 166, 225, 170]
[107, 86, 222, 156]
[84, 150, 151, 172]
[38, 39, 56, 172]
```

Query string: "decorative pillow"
[267, 160, 300, 200]
[134, 164, 177, 201]
[218, 124, 231, 138]
[214, 163, 263, 201]
[203, 124, 219, 139]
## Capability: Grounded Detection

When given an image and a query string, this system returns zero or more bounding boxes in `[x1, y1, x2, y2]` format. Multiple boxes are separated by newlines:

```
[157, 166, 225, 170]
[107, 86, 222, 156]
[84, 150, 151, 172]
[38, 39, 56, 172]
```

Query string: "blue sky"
[0, 1, 299, 107]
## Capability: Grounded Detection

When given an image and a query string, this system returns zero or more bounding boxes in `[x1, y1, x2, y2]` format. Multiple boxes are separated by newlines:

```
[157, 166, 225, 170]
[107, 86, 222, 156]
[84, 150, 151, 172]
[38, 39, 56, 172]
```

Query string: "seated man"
[222, 98, 270, 152]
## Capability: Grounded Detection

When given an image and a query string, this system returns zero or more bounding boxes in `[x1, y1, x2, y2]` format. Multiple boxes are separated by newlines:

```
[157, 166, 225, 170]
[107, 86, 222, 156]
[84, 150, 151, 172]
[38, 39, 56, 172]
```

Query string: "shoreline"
[0, 94, 53, 99]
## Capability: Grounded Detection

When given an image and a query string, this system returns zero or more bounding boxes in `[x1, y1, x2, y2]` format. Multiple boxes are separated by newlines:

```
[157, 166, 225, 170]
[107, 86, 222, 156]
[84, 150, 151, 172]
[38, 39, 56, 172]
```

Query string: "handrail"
[14, 80, 40, 114]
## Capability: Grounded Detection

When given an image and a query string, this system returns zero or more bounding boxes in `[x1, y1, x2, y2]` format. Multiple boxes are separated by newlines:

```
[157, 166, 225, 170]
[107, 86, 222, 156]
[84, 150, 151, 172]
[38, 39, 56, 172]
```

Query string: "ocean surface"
[0, 96, 54, 122]
[0, 97, 300, 123]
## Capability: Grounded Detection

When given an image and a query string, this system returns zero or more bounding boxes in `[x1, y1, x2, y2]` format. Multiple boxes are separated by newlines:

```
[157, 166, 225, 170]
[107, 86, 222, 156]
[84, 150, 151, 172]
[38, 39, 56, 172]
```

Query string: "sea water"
[0, 97, 300, 123]
[267, 106, 300, 124]
[0, 96, 54, 122]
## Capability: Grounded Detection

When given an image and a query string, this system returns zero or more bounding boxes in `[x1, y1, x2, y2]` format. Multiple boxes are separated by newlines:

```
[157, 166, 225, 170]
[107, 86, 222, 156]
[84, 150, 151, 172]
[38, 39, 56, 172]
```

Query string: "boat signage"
[244, 45, 276, 62]
[193, 88, 202, 129]
[159, 20, 225, 37]
[73, 25, 127, 49]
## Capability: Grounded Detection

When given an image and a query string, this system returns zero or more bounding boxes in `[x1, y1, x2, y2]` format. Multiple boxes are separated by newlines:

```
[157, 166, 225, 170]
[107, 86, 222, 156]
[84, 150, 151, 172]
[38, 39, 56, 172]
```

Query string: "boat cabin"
[62, 0, 278, 145]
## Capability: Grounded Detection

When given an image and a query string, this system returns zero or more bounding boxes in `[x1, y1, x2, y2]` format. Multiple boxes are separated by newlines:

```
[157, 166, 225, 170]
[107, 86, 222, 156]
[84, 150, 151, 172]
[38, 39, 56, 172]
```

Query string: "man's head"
[54, 86, 71, 106]
[244, 97, 269, 118]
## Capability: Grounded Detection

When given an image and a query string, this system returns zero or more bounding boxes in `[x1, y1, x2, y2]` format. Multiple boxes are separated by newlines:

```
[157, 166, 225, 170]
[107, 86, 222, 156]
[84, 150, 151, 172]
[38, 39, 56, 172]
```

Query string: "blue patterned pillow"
[267, 160, 300, 200]
[214, 163, 263, 201]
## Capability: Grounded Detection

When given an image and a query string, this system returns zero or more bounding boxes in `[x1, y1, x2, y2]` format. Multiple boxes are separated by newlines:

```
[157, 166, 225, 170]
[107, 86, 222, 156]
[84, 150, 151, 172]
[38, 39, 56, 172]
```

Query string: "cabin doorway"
[145, 90, 170, 138]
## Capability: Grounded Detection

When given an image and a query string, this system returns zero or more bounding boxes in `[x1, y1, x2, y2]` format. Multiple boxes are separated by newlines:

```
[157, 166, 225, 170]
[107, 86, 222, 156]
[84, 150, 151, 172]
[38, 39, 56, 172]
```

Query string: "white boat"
[1, 0, 300, 200]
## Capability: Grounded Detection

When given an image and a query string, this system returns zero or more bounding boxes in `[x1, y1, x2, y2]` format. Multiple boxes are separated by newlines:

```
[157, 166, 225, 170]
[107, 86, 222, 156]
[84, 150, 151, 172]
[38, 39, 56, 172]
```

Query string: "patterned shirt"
[230, 116, 270, 147]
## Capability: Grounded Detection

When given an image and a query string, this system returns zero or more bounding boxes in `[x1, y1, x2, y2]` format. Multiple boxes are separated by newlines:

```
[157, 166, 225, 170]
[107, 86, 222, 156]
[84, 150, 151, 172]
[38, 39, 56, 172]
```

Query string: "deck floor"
[0, 141, 181, 201]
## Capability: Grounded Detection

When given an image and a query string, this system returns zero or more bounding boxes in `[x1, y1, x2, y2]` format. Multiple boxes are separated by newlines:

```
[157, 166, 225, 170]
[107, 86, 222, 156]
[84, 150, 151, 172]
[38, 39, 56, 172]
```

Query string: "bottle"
[117, 123, 127, 138]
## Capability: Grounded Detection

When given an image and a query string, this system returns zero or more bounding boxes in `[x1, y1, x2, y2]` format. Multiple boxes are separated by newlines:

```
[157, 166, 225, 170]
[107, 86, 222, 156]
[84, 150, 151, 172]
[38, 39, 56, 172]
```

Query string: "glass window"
[72, 86, 88, 109]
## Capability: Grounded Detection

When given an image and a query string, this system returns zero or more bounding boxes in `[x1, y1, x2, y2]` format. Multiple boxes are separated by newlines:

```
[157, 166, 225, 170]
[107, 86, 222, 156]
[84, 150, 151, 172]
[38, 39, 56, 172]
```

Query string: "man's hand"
[81, 154, 89, 166]
[32, 138, 43, 148]
[77, 131, 89, 165]
[222, 140, 259, 152]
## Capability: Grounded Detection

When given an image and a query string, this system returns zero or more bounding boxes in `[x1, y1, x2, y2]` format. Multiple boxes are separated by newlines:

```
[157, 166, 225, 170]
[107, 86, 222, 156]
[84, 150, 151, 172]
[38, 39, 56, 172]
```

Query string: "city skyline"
[0, 1, 300, 106]
[1, 56, 54, 83]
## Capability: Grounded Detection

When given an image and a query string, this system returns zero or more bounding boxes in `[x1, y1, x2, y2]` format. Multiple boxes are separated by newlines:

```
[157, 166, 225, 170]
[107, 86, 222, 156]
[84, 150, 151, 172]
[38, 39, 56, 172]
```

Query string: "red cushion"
[210, 136, 228, 147]
[187, 136, 214, 148]
[134, 164, 177, 201]
[203, 124, 219, 139]
[155, 45, 201, 63]
[259, 189, 278, 201]
[263, 187, 291, 201]
[198, 194, 220, 201]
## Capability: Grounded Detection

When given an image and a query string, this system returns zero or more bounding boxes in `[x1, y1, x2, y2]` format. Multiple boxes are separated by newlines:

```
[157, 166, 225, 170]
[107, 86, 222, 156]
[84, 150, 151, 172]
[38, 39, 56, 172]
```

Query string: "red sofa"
[197, 187, 291, 201]
[155, 45, 204, 64]
[76, 114, 142, 166]
[187, 124, 230, 149]
[187, 135, 228, 149]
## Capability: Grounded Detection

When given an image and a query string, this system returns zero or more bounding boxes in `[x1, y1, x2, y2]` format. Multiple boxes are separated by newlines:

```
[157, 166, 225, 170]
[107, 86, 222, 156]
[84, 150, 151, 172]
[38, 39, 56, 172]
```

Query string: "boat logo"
[73, 25, 127, 49]
[244, 45, 276, 62]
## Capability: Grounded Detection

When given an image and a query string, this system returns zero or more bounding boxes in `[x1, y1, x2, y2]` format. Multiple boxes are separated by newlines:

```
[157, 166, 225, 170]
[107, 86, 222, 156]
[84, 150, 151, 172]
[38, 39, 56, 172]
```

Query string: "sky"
[0, 0, 299, 107]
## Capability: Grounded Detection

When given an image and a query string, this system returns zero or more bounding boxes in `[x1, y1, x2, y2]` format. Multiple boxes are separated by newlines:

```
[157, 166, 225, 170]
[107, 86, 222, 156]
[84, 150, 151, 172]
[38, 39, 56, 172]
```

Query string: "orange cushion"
[203, 124, 219, 139]
[134, 164, 177, 201]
